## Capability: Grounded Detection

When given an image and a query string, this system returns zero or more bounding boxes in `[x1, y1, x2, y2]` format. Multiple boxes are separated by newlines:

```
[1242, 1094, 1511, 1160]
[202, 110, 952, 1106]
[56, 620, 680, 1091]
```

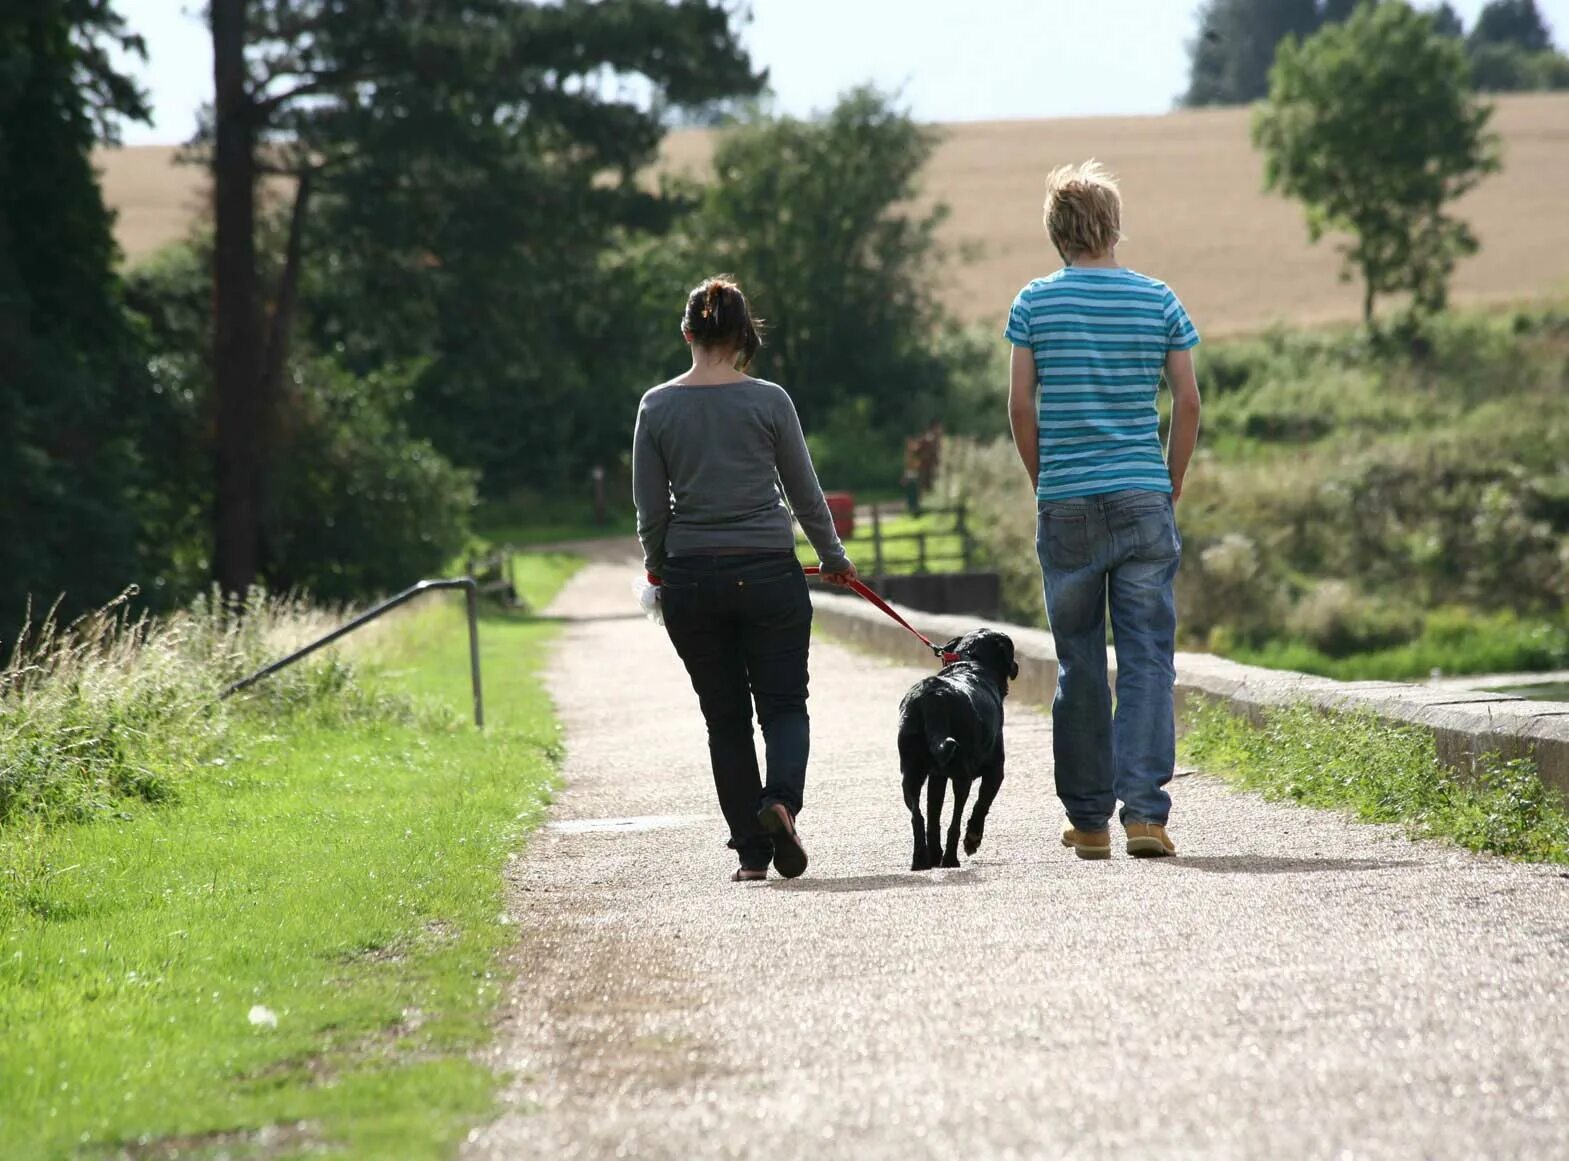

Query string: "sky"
[116, 0, 1569, 146]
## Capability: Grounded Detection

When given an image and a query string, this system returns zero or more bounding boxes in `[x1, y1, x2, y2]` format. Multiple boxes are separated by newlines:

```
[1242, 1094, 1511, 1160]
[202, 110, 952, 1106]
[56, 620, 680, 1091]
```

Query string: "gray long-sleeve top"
[632, 378, 850, 576]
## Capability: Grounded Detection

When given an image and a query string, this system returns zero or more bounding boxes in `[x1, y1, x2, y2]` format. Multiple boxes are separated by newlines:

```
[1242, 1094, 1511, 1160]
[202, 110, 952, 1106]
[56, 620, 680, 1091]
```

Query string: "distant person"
[633, 276, 858, 882]
[917, 420, 944, 493]
[901, 437, 924, 514]
[1003, 161, 1202, 860]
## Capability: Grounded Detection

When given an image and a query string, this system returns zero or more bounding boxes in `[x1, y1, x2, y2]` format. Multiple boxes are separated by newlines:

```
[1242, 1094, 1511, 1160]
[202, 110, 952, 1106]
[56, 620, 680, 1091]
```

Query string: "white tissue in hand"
[632, 575, 663, 625]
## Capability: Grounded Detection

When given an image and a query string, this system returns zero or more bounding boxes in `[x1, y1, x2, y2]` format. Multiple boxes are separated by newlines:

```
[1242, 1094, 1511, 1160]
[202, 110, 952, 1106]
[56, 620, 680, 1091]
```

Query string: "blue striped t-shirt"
[1004, 267, 1199, 502]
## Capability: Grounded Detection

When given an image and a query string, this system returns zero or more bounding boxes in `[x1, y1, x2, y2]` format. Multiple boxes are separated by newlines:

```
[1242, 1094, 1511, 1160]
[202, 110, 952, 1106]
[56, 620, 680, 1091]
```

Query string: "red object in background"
[824, 492, 855, 539]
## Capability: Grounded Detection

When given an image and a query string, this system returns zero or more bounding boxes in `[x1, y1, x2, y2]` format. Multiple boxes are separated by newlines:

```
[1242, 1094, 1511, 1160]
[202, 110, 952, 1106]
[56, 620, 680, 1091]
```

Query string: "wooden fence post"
[872, 504, 885, 581]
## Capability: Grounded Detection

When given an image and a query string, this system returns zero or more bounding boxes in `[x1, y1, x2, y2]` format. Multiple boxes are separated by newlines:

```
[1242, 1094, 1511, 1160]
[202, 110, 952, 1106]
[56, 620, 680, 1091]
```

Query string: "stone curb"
[811, 589, 1569, 800]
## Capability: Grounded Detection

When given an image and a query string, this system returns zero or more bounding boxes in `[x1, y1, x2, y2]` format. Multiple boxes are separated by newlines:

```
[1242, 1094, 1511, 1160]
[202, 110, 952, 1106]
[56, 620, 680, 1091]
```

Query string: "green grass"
[1181, 698, 1569, 863]
[795, 510, 971, 574]
[0, 552, 581, 1159]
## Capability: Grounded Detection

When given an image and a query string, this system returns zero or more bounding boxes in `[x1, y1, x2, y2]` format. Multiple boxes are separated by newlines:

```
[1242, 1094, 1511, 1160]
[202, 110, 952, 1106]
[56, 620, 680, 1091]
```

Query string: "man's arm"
[1164, 347, 1202, 502]
[1007, 345, 1039, 492]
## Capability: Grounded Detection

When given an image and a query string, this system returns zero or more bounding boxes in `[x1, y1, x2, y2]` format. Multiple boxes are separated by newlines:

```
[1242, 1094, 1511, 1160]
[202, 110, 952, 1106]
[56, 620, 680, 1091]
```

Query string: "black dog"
[896, 628, 1017, 871]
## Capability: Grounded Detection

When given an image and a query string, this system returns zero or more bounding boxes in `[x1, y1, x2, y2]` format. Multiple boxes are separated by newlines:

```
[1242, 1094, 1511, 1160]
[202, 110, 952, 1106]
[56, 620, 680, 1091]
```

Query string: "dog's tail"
[925, 717, 960, 768]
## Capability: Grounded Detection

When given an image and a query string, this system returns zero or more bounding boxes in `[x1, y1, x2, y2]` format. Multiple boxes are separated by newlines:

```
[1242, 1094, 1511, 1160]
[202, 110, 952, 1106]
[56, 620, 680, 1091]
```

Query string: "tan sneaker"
[1061, 825, 1111, 861]
[1125, 822, 1176, 858]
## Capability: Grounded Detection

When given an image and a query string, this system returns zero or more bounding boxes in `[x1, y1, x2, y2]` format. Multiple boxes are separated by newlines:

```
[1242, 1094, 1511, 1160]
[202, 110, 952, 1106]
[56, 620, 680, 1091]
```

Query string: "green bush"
[1283, 580, 1420, 658]
[805, 398, 909, 494]
[126, 240, 477, 606]
[1231, 608, 1569, 681]
[266, 359, 477, 602]
[944, 305, 1569, 677]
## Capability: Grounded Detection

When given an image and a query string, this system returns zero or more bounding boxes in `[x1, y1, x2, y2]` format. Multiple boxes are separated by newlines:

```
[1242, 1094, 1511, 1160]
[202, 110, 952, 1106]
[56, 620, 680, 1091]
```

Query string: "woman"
[633, 276, 858, 882]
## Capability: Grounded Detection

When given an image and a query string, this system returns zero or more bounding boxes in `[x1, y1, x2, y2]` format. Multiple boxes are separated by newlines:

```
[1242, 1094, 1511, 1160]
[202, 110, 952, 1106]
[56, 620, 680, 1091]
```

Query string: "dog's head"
[942, 628, 1018, 695]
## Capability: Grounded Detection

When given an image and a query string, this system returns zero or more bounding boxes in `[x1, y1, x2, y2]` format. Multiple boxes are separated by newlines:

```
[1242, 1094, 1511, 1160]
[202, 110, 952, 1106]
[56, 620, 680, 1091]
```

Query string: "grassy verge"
[1181, 697, 1569, 862]
[0, 552, 580, 1159]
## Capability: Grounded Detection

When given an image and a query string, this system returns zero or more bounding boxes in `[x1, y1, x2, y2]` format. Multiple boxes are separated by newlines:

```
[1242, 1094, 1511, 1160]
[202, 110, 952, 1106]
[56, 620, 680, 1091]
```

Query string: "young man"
[1004, 161, 1202, 860]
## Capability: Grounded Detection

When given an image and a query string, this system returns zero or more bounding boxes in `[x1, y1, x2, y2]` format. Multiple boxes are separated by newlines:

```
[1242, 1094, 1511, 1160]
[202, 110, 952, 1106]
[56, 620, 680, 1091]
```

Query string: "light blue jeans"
[1035, 489, 1181, 830]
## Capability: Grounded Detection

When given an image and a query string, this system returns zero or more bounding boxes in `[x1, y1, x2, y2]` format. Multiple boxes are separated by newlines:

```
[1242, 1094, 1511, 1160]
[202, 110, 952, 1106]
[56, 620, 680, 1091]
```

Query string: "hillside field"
[99, 92, 1569, 335]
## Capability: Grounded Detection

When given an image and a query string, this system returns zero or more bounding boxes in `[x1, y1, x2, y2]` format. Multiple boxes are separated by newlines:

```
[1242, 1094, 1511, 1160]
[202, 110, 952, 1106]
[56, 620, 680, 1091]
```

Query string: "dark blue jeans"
[1035, 490, 1181, 830]
[661, 553, 813, 869]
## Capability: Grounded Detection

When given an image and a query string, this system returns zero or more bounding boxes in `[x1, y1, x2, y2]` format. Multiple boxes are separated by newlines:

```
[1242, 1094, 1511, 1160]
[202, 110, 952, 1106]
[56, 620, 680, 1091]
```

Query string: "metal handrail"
[220, 577, 485, 728]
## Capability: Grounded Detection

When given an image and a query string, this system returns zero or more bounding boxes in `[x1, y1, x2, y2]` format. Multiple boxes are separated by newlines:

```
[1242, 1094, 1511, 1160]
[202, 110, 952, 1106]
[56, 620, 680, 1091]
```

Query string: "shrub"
[1284, 580, 1421, 658]
[805, 398, 909, 494]
[126, 240, 478, 608]
[932, 438, 1042, 624]
[266, 359, 477, 602]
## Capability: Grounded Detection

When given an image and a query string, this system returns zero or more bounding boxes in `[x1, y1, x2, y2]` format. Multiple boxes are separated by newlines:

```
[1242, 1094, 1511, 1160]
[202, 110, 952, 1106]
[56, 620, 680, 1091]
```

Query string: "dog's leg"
[900, 730, 932, 871]
[903, 769, 931, 871]
[943, 776, 971, 867]
[964, 752, 1005, 855]
[925, 775, 946, 870]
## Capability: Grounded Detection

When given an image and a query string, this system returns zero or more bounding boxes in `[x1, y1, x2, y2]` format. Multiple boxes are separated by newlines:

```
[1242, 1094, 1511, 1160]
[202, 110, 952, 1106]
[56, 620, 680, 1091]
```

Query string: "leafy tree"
[1469, 0, 1554, 52]
[205, 0, 764, 592]
[1468, 40, 1569, 89]
[0, 2, 162, 630]
[1461, 0, 1569, 92]
[1253, 2, 1501, 327]
[1185, 0, 1323, 106]
[687, 88, 965, 488]
[1432, 2, 1465, 38]
[1319, 0, 1366, 22]
[125, 236, 476, 603]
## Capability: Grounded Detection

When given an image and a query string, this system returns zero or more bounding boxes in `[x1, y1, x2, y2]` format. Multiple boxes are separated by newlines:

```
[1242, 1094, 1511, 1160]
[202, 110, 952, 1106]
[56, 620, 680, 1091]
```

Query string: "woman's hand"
[821, 560, 859, 587]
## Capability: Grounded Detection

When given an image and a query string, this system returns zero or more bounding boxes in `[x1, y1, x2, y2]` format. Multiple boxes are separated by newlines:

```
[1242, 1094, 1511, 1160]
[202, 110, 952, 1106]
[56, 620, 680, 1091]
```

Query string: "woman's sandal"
[731, 866, 768, 882]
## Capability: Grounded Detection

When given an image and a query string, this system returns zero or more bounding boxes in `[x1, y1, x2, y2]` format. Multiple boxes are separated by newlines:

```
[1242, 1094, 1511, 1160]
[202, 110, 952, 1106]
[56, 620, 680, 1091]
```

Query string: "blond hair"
[1042, 160, 1123, 262]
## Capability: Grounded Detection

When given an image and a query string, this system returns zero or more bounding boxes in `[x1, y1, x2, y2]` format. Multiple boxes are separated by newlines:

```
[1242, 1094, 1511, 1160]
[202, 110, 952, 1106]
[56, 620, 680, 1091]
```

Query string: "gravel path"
[465, 555, 1569, 1161]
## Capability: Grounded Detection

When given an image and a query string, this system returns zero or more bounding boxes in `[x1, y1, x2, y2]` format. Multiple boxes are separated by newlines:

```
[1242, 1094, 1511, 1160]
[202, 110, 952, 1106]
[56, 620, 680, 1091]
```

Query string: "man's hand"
[1169, 473, 1184, 504]
[822, 560, 859, 587]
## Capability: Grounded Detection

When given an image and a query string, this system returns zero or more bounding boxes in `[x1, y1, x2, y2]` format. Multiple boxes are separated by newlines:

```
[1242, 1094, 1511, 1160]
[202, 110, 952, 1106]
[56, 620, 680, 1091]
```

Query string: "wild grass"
[1182, 698, 1569, 863]
[0, 553, 581, 1159]
[0, 588, 418, 828]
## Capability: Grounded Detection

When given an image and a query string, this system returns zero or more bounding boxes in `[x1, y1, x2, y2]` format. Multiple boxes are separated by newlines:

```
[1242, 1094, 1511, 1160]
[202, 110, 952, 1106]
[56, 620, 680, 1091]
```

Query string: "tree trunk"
[254, 166, 312, 572]
[1362, 277, 1375, 330]
[211, 0, 262, 597]
[260, 168, 310, 406]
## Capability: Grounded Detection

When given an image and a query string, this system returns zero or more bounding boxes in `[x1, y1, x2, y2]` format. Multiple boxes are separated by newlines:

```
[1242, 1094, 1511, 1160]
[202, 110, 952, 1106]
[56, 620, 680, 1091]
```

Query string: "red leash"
[803, 566, 958, 665]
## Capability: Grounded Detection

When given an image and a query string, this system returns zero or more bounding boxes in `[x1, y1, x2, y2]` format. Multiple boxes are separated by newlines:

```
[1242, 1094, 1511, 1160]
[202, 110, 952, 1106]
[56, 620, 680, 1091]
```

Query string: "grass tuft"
[0, 588, 419, 828]
[1182, 698, 1569, 862]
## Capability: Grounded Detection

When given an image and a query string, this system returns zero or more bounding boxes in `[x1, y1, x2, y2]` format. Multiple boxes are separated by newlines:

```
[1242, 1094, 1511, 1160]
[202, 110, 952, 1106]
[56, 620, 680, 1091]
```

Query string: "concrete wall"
[811, 589, 1569, 800]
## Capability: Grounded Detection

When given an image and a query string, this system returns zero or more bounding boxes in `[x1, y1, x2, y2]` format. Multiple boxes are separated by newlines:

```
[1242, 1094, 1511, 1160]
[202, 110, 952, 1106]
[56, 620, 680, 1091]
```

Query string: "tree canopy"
[1253, 1, 1501, 326]
[0, 2, 163, 627]
[1186, 0, 1566, 106]
[207, 0, 765, 592]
